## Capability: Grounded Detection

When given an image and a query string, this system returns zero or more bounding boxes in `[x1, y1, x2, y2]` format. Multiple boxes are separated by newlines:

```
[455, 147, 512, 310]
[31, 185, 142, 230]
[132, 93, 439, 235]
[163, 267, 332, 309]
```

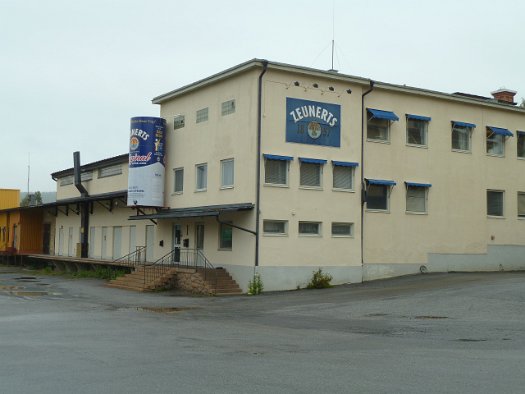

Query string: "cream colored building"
[51, 59, 525, 291]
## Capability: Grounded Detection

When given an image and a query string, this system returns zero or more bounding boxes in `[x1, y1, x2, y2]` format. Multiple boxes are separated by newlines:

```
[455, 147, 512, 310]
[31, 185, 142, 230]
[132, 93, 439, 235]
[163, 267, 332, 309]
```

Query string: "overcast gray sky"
[2, 0, 524, 192]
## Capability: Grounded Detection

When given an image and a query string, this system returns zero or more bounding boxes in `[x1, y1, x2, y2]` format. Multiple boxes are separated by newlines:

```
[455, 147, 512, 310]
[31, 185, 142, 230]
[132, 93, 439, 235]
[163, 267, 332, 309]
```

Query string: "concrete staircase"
[107, 266, 243, 295]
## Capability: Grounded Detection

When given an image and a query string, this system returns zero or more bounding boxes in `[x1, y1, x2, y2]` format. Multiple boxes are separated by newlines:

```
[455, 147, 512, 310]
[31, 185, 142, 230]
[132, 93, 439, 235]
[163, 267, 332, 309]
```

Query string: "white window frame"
[405, 185, 429, 214]
[367, 117, 390, 142]
[196, 107, 208, 123]
[487, 190, 504, 218]
[518, 192, 525, 218]
[406, 117, 429, 147]
[331, 222, 354, 237]
[174, 114, 185, 130]
[299, 162, 323, 189]
[221, 99, 235, 116]
[332, 165, 355, 191]
[173, 167, 184, 194]
[263, 220, 288, 236]
[452, 124, 473, 152]
[195, 163, 207, 192]
[517, 132, 525, 159]
[486, 129, 505, 157]
[264, 158, 289, 186]
[220, 159, 234, 189]
[366, 184, 391, 212]
[298, 221, 322, 237]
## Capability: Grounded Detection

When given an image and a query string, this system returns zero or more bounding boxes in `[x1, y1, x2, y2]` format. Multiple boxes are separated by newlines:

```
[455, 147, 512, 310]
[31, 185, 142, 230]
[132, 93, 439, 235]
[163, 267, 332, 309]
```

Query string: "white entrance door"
[58, 227, 63, 256]
[112, 226, 122, 259]
[67, 227, 74, 257]
[101, 227, 108, 259]
[145, 225, 154, 262]
[129, 225, 136, 254]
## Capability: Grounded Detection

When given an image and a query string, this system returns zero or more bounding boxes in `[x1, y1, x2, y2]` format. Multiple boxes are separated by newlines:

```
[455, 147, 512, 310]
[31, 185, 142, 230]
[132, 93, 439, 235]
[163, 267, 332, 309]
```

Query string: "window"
[367, 109, 399, 142]
[518, 132, 525, 158]
[196, 107, 208, 123]
[299, 158, 326, 188]
[518, 192, 525, 218]
[406, 115, 430, 146]
[219, 222, 232, 250]
[59, 175, 74, 186]
[366, 179, 396, 211]
[487, 190, 504, 217]
[263, 220, 287, 235]
[452, 121, 475, 152]
[405, 183, 431, 213]
[174, 114, 185, 129]
[98, 164, 122, 178]
[332, 161, 357, 190]
[331, 222, 353, 237]
[80, 171, 93, 182]
[486, 131, 504, 156]
[264, 155, 291, 186]
[221, 99, 235, 116]
[195, 163, 207, 191]
[299, 221, 321, 236]
[173, 168, 184, 193]
[220, 159, 234, 188]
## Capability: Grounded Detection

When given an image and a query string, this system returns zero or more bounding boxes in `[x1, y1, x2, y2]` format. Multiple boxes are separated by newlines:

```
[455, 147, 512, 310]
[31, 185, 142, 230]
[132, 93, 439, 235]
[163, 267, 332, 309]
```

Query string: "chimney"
[491, 89, 517, 105]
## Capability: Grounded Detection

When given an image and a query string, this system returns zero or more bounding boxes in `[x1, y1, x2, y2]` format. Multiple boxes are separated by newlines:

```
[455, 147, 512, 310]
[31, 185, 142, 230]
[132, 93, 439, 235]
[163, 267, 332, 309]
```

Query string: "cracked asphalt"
[1, 266, 524, 394]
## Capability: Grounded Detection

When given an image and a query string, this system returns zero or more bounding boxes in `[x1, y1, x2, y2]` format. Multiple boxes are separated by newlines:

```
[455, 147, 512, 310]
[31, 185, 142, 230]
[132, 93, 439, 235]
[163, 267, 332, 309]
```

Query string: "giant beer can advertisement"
[127, 116, 166, 207]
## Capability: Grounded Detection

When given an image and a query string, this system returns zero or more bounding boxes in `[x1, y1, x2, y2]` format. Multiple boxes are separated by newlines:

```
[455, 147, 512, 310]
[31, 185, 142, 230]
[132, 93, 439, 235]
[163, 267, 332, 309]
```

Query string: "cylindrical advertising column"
[127, 116, 166, 207]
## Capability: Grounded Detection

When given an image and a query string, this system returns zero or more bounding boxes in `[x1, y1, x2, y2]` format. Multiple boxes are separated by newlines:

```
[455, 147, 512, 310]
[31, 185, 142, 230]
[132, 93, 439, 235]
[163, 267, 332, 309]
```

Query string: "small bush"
[307, 268, 333, 289]
[73, 267, 126, 281]
[248, 272, 264, 295]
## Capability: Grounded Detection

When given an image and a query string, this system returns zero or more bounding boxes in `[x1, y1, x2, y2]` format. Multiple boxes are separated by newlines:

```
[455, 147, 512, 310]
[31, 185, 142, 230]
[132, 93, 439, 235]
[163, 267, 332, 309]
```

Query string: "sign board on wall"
[286, 98, 341, 147]
[127, 116, 166, 207]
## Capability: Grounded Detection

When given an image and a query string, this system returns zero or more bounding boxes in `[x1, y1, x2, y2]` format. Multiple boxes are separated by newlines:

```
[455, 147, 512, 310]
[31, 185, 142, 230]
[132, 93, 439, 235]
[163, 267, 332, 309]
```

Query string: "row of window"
[59, 164, 123, 186]
[263, 220, 354, 237]
[173, 99, 235, 130]
[367, 109, 525, 158]
[173, 159, 234, 193]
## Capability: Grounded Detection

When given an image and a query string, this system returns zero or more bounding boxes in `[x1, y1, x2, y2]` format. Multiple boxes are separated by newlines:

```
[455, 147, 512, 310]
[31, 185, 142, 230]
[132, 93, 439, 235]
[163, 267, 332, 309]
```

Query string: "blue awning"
[263, 154, 293, 161]
[406, 114, 431, 122]
[452, 121, 476, 129]
[299, 157, 327, 164]
[366, 178, 396, 186]
[405, 182, 432, 188]
[487, 126, 513, 137]
[367, 108, 399, 121]
[332, 160, 359, 167]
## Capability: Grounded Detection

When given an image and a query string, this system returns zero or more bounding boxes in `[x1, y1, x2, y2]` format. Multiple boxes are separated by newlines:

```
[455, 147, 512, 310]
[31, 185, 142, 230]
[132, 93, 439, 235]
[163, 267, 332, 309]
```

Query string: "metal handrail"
[142, 248, 217, 292]
[112, 246, 147, 268]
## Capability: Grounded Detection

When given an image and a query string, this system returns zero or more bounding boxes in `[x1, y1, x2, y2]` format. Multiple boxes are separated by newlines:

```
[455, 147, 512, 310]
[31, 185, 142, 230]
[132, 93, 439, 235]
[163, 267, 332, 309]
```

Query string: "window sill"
[487, 215, 505, 219]
[451, 149, 472, 154]
[367, 139, 391, 144]
[406, 211, 428, 215]
[517, 157, 525, 160]
[299, 186, 323, 191]
[194, 189, 207, 193]
[518, 216, 525, 220]
[332, 188, 355, 193]
[263, 233, 288, 237]
[220, 186, 234, 190]
[218, 248, 232, 252]
[264, 183, 289, 188]
[486, 153, 505, 158]
[365, 209, 390, 213]
[298, 234, 322, 237]
[331, 235, 354, 238]
[406, 143, 428, 149]
[171, 192, 183, 196]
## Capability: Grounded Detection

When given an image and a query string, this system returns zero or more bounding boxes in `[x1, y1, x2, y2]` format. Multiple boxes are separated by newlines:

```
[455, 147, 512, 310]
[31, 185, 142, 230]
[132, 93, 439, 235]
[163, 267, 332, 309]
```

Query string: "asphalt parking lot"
[1, 266, 524, 394]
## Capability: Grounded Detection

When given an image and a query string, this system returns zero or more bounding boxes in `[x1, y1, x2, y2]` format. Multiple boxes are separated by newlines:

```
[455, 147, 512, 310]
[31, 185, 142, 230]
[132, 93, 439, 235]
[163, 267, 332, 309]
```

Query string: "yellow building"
[49, 60, 525, 291]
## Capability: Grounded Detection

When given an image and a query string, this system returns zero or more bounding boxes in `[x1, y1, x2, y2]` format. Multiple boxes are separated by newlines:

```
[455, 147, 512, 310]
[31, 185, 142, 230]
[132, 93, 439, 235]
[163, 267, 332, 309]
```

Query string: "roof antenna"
[329, 1, 338, 72]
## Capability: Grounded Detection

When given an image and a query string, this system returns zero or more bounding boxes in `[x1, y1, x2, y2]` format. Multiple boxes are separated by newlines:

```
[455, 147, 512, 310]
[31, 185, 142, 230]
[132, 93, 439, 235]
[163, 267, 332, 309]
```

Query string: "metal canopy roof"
[129, 203, 255, 221]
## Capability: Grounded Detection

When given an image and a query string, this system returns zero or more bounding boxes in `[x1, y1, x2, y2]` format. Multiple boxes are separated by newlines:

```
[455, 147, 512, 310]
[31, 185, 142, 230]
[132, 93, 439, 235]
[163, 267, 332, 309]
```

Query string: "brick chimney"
[491, 89, 517, 105]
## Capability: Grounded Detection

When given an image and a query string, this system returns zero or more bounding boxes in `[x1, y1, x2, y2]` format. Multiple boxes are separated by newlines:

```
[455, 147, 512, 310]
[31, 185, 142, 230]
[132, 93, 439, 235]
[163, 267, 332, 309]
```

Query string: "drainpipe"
[360, 80, 374, 268]
[73, 151, 90, 258]
[255, 60, 269, 268]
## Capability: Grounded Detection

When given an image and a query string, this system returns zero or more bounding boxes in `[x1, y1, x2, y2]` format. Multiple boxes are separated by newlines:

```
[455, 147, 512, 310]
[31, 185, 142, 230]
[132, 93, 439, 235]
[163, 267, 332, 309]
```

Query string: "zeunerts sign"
[286, 98, 341, 147]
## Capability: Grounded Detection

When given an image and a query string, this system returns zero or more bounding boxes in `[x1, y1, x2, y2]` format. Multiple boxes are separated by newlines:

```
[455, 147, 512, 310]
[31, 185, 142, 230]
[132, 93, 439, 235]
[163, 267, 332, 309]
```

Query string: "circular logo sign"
[130, 136, 140, 150]
[307, 121, 321, 139]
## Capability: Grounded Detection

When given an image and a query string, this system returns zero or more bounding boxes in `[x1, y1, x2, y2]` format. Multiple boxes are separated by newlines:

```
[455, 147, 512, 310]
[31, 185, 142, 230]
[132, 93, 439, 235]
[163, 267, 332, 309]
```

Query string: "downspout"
[360, 80, 374, 269]
[255, 60, 269, 267]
